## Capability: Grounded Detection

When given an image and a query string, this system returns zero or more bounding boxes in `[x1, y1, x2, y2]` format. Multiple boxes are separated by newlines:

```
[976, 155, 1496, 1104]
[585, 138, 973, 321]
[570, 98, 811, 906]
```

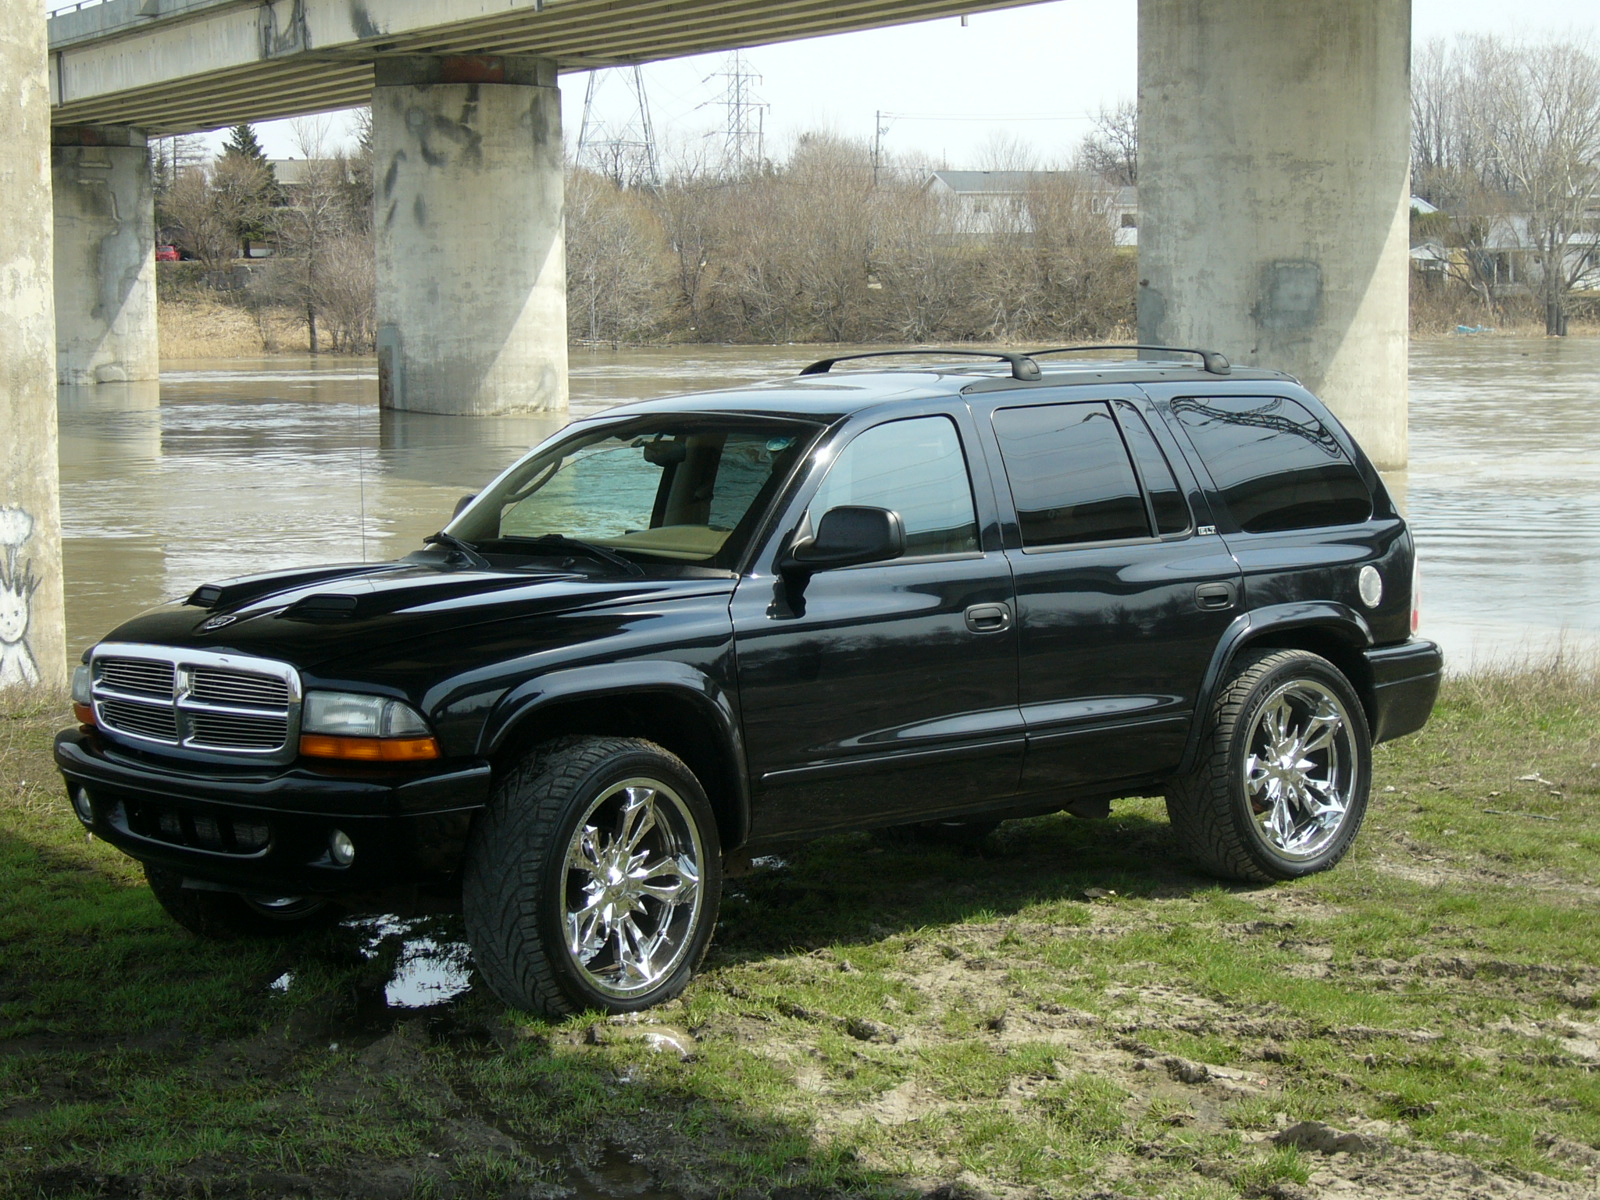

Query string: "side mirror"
[452, 493, 477, 518]
[781, 506, 905, 575]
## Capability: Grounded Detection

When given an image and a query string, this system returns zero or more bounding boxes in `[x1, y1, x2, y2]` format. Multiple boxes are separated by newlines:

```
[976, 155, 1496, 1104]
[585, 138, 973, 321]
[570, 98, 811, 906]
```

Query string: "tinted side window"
[1114, 402, 1191, 536]
[810, 416, 978, 556]
[992, 403, 1150, 547]
[1173, 396, 1372, 533]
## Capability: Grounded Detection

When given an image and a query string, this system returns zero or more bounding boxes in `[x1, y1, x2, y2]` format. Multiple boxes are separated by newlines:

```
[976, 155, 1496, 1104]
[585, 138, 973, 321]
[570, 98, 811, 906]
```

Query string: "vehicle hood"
[91, 558, 737, 671]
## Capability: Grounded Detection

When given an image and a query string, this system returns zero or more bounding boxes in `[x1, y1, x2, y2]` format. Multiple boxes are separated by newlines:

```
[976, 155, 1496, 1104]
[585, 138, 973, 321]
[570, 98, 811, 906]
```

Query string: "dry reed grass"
[158, 297, 309, 359]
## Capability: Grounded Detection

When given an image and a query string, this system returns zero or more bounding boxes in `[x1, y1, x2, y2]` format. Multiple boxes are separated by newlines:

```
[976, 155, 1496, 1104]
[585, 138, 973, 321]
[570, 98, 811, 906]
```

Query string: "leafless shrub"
[566, 170, 671, 346]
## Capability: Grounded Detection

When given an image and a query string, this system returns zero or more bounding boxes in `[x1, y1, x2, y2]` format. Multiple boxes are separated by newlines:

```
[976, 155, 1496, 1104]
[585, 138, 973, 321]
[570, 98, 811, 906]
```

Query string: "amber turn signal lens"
[299, 734, 440, 762]
[74, 702, 96, 726]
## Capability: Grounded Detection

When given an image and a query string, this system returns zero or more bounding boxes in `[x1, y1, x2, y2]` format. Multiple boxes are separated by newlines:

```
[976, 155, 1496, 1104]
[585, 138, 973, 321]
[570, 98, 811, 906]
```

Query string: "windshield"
[447, 415, 818, 570]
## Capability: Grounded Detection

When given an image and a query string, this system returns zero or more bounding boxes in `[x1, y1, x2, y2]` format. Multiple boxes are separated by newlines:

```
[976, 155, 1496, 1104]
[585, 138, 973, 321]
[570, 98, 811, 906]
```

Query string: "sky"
[44, 0, 1600, 167]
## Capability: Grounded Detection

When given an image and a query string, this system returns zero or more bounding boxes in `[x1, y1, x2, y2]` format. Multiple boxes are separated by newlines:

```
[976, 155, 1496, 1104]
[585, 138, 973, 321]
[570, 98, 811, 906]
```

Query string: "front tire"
[463, 736, 722, 1016]
[144, 864, 337, 939]
[1166, 650, 1370, 882]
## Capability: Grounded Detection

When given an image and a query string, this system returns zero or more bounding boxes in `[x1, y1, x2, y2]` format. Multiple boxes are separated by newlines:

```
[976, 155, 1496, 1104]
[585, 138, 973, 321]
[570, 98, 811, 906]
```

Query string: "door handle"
[1194, 582, 1237, 611]
[964, 602, 1012, 633]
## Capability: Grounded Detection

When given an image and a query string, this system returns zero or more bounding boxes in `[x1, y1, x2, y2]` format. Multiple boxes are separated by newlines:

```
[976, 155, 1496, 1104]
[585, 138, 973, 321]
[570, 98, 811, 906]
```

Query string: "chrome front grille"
[90, 643, 302, 764]
[190, 667, 290, 708]
[189, 710, 289, 751]
[99, 698, 180, 741]
[99, 657, 176, 697]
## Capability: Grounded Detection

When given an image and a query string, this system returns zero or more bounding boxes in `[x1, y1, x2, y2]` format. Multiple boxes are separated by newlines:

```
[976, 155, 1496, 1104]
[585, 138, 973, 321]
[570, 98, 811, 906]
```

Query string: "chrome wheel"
[242, 895, 328, 921]
[561, 777, 706, 1000]
[1166, 649, 1371, 883]
[143, 864, 338, 939]
[1243, 679, 1358, 862]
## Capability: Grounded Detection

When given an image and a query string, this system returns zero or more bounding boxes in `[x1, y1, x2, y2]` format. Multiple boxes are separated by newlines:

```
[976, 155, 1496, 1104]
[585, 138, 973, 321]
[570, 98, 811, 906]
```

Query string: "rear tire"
[144, 864, 337, 940]
[1166, 650, 1370, 882]
[463, 736, 722, 1016]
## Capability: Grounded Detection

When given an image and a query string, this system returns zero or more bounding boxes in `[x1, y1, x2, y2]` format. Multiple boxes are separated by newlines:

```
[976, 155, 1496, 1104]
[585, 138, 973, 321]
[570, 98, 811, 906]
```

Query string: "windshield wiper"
[508, 534, 646, 577]
[423, 531, 493, 570]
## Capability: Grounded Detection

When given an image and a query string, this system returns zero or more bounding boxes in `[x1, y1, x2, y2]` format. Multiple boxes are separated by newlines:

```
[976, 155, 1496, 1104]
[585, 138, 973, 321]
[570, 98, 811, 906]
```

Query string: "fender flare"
[479, 660, 752, 848]
[1177, 601, 1375, 776]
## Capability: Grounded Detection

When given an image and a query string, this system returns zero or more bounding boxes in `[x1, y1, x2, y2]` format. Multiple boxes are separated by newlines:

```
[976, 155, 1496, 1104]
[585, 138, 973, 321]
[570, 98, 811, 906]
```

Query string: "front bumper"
[1363, 638, 1444, 744]
[55, 727, 493, 895]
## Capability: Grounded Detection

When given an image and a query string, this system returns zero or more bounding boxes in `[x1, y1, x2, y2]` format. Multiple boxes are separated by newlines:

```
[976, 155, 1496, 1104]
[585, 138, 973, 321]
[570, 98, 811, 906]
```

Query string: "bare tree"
[783, 134, 878, 341]
[565, 169, 670, 346]
[1024, 173, 1132, 338]
[573, 126, 1147, 346]
[971, 132, 1032, 175]
[651, 147, 724, 333]
[1467, 37, 1600, 334]
[338, 107, 375, 238]
[1077, 100, 1138, 187]
[151, 134, 207, 239]
[269, 118, 358, 351]
[161, 159, 266, 274]
[1413, 35, 1600, 334]
[317, 233, 376, 352]
[874, 182, 965, 342]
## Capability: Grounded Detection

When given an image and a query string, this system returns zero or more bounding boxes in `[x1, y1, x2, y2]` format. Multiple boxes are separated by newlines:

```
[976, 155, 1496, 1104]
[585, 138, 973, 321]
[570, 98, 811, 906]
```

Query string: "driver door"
[730, 412, 1024, 840]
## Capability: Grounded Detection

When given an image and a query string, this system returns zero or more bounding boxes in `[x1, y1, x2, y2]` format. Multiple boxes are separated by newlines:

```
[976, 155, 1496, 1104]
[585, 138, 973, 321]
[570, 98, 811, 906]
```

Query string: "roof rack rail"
[1026, 344, 1232, 376]
[800, 348, 1042, 382]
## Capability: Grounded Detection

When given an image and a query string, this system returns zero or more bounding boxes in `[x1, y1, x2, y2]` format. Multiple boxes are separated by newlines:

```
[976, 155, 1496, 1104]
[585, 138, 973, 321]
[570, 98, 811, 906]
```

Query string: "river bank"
[157, 296, 1600, 360]
[2, 657, 1597, 1200]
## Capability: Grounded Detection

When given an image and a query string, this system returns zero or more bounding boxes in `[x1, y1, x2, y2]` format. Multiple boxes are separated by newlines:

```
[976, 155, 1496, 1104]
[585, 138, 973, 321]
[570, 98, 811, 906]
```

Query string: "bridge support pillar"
[51, 125, 160, 386]
[2, 5, 66, 693]
[1137, 0, 1412, 469]
[374, 56, 567, 414]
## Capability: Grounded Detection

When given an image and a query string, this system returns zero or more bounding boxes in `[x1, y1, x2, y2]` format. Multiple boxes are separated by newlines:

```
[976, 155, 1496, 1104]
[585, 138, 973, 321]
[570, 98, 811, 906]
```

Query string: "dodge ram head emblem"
[199, 614, 238, 631]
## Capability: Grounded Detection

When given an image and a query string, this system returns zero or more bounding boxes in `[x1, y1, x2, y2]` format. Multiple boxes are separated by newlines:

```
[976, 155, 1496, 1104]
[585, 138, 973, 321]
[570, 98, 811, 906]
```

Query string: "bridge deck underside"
[50, 0, 1037, 133]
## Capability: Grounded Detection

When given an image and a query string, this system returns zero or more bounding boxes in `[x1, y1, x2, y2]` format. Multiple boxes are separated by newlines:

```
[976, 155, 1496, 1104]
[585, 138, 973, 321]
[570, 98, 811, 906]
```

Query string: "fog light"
[330, 829, 356, 866]
[70, 785, 94, 825]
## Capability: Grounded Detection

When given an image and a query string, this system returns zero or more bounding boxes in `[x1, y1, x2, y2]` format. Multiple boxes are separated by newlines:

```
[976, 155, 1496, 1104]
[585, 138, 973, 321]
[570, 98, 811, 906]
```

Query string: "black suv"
[56, 347, 1442, 1016]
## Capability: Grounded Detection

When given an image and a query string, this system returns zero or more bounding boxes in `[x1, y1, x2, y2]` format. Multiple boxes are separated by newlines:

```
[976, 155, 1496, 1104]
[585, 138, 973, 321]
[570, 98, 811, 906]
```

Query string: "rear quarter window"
[1172, 395, 1372, 533]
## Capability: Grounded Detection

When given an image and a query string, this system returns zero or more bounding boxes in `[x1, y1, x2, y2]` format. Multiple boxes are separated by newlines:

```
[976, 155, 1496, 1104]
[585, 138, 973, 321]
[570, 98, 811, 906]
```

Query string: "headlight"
[72, 664, 95, 726]
[299, 691, 439, 762]
[72, 664, 92, 705]
[303, 691, 430, 738]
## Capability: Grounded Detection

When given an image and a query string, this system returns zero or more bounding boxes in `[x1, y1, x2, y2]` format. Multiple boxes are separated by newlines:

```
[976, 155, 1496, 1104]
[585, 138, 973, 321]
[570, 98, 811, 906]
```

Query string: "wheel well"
[1232, 627, 1376, 730]
[489, 692, 747, 851]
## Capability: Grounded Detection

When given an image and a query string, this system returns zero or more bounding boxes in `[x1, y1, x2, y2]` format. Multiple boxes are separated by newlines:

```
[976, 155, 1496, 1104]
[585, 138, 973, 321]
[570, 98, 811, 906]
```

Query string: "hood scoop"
[281, 593, 362, 622]
[186, 564, 395, 612]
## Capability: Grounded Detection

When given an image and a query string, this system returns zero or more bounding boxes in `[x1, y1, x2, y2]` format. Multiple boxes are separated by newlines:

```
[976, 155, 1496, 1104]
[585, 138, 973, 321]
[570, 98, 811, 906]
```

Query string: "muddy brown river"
[57, 338, 1600, 667]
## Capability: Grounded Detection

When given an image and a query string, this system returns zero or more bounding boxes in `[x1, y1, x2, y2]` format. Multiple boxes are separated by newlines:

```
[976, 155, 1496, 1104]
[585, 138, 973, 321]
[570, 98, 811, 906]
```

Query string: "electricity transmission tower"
[575, 65, 662, 189]
[709, 51, 768, 176]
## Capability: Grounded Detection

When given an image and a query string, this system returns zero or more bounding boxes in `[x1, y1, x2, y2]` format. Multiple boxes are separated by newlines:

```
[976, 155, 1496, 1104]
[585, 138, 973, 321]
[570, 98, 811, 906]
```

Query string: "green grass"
[2, 660, 1598, 1199]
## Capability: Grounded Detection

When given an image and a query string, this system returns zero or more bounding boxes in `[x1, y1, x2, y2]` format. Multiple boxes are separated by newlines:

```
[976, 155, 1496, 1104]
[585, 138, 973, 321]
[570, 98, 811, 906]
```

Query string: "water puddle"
[265, 912, 477, 1035]
[349, 914, 477, 1010]
[568, 1145, 683, 1200]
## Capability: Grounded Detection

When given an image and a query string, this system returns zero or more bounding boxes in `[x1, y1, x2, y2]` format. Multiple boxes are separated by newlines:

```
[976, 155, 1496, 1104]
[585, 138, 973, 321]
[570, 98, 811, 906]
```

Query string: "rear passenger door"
[977, 389, 1242, 793]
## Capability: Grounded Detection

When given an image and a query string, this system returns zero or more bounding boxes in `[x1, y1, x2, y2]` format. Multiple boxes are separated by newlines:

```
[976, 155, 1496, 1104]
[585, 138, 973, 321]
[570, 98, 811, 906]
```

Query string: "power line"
[877, 111, 1098, 123]
[575, 64, 662, 188]
[706, 51, 768, 176]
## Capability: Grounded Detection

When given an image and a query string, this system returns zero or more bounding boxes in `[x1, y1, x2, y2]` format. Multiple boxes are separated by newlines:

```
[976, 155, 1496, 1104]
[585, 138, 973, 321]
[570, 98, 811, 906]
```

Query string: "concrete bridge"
[4, 0, 1410, 692]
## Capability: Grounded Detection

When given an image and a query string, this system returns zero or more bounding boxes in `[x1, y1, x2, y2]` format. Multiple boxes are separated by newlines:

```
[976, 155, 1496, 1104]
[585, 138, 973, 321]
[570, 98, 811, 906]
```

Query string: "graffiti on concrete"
[0, 506, 41, 688]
